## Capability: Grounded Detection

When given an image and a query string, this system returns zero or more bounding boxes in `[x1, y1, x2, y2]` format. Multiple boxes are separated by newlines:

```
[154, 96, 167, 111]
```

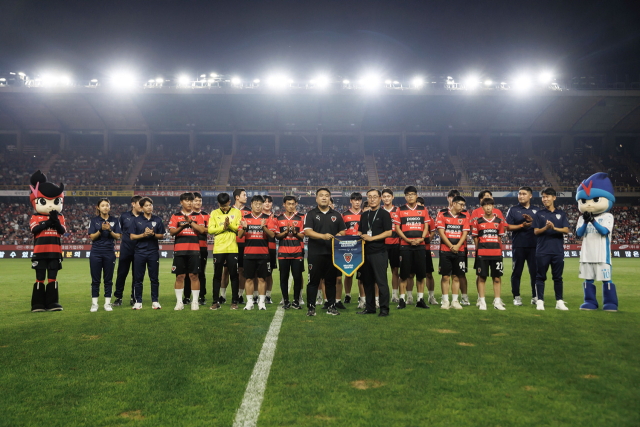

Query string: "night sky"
[1, 0, 639, 81]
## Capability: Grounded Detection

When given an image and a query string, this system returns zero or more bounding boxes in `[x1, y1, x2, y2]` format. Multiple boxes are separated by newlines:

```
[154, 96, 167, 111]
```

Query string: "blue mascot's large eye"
[579, 199, 586, 204]
[593, 197, 600, 203]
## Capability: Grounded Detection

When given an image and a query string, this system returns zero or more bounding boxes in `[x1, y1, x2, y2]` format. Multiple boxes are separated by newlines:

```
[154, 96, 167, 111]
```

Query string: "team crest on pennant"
[331, 216, 337, 222]
[556, 214, 561, 220]
[343, 253, 353, 263]
[152, 222, 157, 227]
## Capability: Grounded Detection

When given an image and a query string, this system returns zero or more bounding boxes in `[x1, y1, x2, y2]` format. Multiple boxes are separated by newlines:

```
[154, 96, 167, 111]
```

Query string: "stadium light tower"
[110, 71, 137, 89]
[358, 73, 381, 91]
[266, 74, 290, 89]
[464, 75, 480, 90]
[513, 74, 533, 92]
[539, 71, 553, 84]
[412, 77, 424, 88]
[177, 75, 191, 87]
[231, 77, 242, 87]
[311, 75, 330, 89]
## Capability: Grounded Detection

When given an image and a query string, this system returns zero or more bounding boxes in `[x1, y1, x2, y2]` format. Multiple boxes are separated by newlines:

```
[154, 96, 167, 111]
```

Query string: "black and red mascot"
[29, 170, 66, 312]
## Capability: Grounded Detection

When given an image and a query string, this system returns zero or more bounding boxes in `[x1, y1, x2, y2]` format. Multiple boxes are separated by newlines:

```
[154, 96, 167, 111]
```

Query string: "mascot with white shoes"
[29, 170, 66, 312]
[576, 172, 617, 312]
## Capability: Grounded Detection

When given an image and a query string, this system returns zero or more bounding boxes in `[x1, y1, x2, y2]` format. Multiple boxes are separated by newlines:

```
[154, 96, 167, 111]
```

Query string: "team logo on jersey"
[109, 222, 115, 227]
[316, 215, 321, 220]
[494, 223, 499, 229]
[532, 210, 537, 214]
[556, 214, 561, 220]
[152, 222, 157, 227]
[293, 221, 298, 226]
[308, 264, 312, 270]
[343, 253, 353, 263]
[331, 216, 337, 222]
[172, 266, 176, 272]
[229, 215, 235, 220]
[458, 219, 464, 224]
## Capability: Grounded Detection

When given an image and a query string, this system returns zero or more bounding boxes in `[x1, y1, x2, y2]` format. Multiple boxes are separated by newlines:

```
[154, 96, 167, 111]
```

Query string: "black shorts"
[399, 248, 427, 281]
[463, 249, 469, 269]
[269, 249, 277, 271]
[473, 255, 478, 271]
[32, 258, 62, 270]
[424, 249, 434, 274]
[386, 245, 400, 269]
[244, 258, 272, 279]
[476, 257, 504, 278]
[438, 252, 467, 277]
[238, 245, 245, 268]
[172, 254, 200, 275]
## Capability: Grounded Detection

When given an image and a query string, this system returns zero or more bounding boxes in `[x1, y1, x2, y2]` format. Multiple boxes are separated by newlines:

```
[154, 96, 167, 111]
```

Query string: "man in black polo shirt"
[357, 189, 393, 317]
[303, 188, 347, 317]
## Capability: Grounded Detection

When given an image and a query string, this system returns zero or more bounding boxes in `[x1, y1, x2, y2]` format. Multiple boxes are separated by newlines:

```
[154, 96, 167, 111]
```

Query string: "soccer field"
[1, 258, 639, 426]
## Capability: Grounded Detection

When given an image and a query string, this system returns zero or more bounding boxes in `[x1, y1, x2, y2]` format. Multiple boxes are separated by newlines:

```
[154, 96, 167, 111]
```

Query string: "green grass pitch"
[1, 258, 639, 426]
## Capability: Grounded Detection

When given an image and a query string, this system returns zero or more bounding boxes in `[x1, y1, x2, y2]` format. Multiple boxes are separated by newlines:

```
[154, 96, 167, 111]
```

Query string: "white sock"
[192, 290, 200, 302]
[375, 296, 379, 303]
[259, 295, 265, 304]
[105, 297, 111, 305]
[400, 293, 406, 301]
[462, 293, 468, 299]
[442, 294, 449, 302]
[221, 288, 227, 298]
[452, 294, 459, 302]
[417, 293, 424, 300]
[392, 289, 398, 298]
[428, 290, 434, 298]
[479, 297, 485, 303]
[324, 299, 328, 302]
[175, 289, 184, 301]
[92, 297, 98, 305]
[494, 297, 502, 304]
[266, 290, 271, 297]
[238, 288, 243, 297]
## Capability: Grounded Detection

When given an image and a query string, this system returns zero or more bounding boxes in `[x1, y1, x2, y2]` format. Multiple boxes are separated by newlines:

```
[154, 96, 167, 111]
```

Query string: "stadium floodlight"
[539, 71, 553, 84]
[359, 74, 381, 90]
[384, 79, 392, 85]
[91, 79, 98, 83]
[267, 74, 290, 89]
[210, 73, 218, 77]
[155, 78, 164, 84]
[18, 72, 25, 76]
[513, 75, 533, 91]
[311, 75, 330, 89]
[231, 77, 242, 86]
[343, 79, 350, 84]
[412, 77, 424, 88]
[484, 80, 493, 86]
[177, 75, 190, 86]
[464, 76, 480, 90]
[393, 80, 400, 85]
[200, 74, 206, 78]
[110, 71, 136, 89]
[253, 79, 260, 83]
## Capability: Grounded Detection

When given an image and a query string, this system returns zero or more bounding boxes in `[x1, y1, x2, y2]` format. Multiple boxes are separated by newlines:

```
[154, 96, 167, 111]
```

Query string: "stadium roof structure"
[0, 87, 639, 136]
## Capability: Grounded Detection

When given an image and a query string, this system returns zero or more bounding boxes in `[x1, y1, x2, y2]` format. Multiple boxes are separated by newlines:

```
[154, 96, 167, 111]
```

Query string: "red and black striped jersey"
[470, 207, 505, 224]
[436, 210, 470, 252]
[30, 214, 66, 259]
[169, 211, 205, 256]
[391, 204, 430, 249]
[342, 209, 362, 236]
[194, 210, 209, 250]
[263, 211, 277, 251]
[383, 206, 400, 245]
[242, 212, 277, 259]
[276, 212, 305, 259]
[236, 206, 252, 245]
[472, 215, 505, 258]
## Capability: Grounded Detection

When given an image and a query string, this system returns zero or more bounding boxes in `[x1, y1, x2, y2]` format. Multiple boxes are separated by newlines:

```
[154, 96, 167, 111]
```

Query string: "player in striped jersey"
[262, 195, 276, 304]
[183, 192, 209, 306]
[442, 189, 472, 305]
[275, 196, 305, 309]
[168, 192, 206, 311]
[471, 198, 506, 310]
[382, 189, 401, 303]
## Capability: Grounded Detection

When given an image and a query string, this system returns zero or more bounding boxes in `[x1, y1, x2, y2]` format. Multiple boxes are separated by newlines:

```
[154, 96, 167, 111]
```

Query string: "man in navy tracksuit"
[505, 186, 539, 306]
[131, 197, 166, 310]
[112, 195, 142, 306]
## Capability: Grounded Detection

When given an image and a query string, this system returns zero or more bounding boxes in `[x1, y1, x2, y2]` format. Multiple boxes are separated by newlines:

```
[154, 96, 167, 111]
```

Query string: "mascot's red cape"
[29, 170, 66, 312]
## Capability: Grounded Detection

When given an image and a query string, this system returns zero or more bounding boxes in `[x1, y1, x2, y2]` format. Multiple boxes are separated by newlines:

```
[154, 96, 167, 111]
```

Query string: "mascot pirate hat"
[576, 172, 615, 205]
[29, 170, 64, 210]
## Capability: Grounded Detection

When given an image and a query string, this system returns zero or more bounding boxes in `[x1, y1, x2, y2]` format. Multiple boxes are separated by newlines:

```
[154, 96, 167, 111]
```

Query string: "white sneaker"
[132, 302, 142, 310]
[531, 297, 538, 305]
[452, 300, 463, 310]
[555, 300, 569, 311]
[536, 300, 545, 311]
[391, 296, 399, 303]
[90, 303, 99, 312]
[152, 302, 162, 310]
[478, 300, 487, 310]
[279, 299, 284, 306]
[493, 299, 506, 311]
[428, 295, 439, 305]
[299, 296, 304, 305]
[104, 303, 113, 312]
[514, 296, 523, 306]
[191, 301, 199, 311]
[441, 300, 451, 310]
[175, 301, 184, 311]
[316, 297, 323, 305]
[460, 295, 470, 306]
[244, 302, 254, 311]
[357, 299, 365, 309]
[258, 302, 266, 311]
[407, 295, 414, 305]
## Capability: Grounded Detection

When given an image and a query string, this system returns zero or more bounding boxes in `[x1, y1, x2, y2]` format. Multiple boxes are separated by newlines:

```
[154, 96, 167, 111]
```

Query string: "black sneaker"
[183, 298, 191, 305]
[357, 309, 376, 315]
[238, 295, 245, 304]
[283, 300, 291, 309]
[291, 300, 302, 310]
[416, 298, 430, 309]
[344, 295, 352, 304]
[219, 296, 226, 304]
[265, 296, 273, 304]
[397, 298, 407, 309]
[378, 311, 389, 317]
[112, 298, 123, 307]
[198, 297, 206, 306]
[306, 308, 316, 316]
[321, 301, 330, 310]
[335, 301, 347, 310]
[130, 297, 135, 306]
[326, 306, 340, 316]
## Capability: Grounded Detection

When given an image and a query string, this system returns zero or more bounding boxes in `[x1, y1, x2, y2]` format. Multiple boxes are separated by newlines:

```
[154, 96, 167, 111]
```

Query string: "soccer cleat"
[230, 303, 239, 310]
[112, 298, 123, 307]
[514, 296, 523, 306]
[265, 296, 273, 304]
[428, 295, 439, 305]
[536, 300, 545, 311]
[104, 303, 113, 312]
[555, 300, 569, 311]
[45, 281, 63, 311]
[493, 299, 506, 311]
[90, 303, 99, 313]
[152, 302, 162, 310]
[291, 301, 302, 310]
[396, 298, 406, 309]
[175, 301, 185, 311]
[357, 298, 366, 309]
[283, 300, 292, 309]
[335, 301, 347, 310]
[321, 301, 330, 310]
[258, 302, 267, 311]
[244, 302, 254, 311]
[580, 281, 598, 310]
[130, 297, 135, 306]
[306, 308, 316, 317]
[407, 295, 414, 305]
[238, 295, 245, 304]
[391, 296, 399, 303]
[602, 282, 618, 312]
[326, 306, 340, 316]
[132, 302, 142, 310]
[31, 282, 47, 312]
[441, 300, 451, 310]
[191, 301, 200, 311]
[452, 300, 463, 310]
[531, 297, 538, 305]
[415, 298, 430, 309]
[478, 300, 487, 310]
[460, 295, 471, 306]
[344, 295, 352, 304]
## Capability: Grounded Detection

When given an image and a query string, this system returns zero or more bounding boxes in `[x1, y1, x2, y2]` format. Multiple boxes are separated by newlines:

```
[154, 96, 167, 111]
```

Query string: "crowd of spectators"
[48, 150, 136, 189]
[375, 147, 459, 188]
[0, 153, 45, 186]
[461, 153, 551, 189]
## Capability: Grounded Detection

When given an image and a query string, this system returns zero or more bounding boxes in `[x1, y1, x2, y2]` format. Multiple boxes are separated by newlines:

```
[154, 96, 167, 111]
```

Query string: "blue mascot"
[576, 172, 617, 312]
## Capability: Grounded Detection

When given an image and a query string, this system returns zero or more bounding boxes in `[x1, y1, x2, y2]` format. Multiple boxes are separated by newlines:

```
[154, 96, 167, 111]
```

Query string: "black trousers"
[114, 243, 135, 300]
[306, 254, 339, 309]
[90, 251, 116, 298]
[184, 249, 208, 298]
[279, 258, 304, 301]
[360, 251, 390, 312]
[511, 246, 537, 298]
[212, 253, 239, 304]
